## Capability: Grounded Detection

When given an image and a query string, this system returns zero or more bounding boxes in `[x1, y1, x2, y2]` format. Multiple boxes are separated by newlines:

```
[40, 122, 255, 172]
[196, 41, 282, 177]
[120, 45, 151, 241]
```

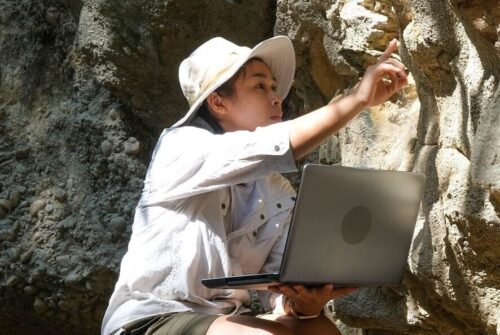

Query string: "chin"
[248, 120, 281, 131]
[268, 119, 282, 125]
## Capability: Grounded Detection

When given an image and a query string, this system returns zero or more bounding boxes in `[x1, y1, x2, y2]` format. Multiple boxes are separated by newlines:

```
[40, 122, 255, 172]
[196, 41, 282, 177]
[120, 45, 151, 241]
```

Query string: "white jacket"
[102, 119, 298, 335]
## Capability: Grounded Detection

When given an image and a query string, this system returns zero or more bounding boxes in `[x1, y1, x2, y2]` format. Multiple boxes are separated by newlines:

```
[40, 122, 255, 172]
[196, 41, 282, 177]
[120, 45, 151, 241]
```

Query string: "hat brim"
[172, 36, 295, 128]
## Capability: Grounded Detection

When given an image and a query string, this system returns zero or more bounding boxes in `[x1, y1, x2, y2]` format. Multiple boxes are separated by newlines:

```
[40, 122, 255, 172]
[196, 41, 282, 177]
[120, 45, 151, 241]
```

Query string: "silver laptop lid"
[279, 164, 425, 286]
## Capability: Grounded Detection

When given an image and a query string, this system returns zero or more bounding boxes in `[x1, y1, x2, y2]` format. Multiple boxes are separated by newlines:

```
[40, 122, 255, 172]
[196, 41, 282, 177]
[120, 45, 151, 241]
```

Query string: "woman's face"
[219, 60, 283, 132]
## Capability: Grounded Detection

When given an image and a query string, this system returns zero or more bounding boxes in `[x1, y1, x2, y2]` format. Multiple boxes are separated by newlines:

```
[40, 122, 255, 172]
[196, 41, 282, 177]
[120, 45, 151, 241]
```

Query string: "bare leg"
[206, 313, 341, 335]
[273, 314, 341, 335]
[206, 315, 293, 335]
[259, 313, 341, 335]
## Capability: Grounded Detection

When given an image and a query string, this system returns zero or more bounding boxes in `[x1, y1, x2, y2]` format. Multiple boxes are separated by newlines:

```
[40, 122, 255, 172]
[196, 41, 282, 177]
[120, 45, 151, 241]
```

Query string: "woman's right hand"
[270, 284, 357, 317]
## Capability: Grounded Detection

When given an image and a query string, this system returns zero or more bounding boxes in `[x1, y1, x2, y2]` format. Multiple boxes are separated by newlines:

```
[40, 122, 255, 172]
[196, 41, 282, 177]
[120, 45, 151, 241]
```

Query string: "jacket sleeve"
[140, 121, 297, 205]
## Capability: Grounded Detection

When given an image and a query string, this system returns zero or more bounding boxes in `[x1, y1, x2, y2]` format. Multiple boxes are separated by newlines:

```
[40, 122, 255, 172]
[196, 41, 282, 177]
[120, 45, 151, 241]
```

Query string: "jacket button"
[221, 203, 226, 210]
[291, 197, 296, 202]
[260, 214, 265, 220]
[277, 203, 282, 208]
[253, 231, 257, 237]
[274, 145, 280, 152]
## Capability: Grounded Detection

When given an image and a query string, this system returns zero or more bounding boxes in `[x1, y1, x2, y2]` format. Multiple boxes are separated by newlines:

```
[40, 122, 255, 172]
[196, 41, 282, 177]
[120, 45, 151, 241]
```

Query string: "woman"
[102, 35, 408, 335]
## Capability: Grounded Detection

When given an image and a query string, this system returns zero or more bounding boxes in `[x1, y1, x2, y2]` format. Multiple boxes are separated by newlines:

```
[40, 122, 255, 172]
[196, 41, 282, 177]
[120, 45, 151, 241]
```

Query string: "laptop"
[201, 164, 426, 290]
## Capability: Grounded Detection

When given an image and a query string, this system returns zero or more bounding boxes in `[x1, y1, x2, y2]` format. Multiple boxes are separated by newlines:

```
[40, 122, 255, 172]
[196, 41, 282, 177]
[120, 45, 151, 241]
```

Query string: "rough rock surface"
[0, 0, 498, 334]
[0, 1, 275, 334]
[276, 0, 499, 334]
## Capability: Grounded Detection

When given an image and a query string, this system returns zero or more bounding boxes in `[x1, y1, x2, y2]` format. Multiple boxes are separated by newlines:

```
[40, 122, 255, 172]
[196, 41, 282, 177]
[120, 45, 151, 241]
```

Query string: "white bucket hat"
[173, 35, 296, 128]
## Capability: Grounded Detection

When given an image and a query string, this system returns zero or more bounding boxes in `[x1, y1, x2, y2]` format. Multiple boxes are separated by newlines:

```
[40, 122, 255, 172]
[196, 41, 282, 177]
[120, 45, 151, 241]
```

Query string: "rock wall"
[0, 1, 275, 334]
[0, 0, 498, 334]
[275, 0, 499, 334]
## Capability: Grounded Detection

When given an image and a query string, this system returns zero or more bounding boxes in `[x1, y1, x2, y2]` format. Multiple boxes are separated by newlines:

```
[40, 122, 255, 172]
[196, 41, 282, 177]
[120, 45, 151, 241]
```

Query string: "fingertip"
[399, 75, 408, 84]
[293, 284, 304, 291]
[277, 285, 288, 292]
[322, 284, 334, 293]
[396, 71, 407, 79]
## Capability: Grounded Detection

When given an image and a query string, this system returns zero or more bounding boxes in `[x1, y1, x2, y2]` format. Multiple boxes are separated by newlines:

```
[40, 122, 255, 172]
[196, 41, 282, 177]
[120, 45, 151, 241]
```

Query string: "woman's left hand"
[269, 284, 358, 317]
[352, 39, 408, 107]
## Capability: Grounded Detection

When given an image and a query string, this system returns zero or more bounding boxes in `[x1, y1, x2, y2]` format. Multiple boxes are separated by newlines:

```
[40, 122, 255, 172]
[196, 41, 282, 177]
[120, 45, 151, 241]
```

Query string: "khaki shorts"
[121, 312, 219, 335]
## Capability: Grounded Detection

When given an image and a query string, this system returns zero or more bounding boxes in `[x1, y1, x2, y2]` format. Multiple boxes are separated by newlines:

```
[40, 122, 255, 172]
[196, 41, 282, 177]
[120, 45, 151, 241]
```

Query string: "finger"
[321, 284, 334, 295]
[279, 285, 300, 298]
[271, 285, 293, 294]
[389, 75, 401, 95]
[386, 71, 400, 91]
[398, 77, 408, 90]
[293, 285, 308, 295]
[268, 286, 281, 294]
[364, 62, 404, 85]
[373, 63, 406, 82]
[384, 58, 408, 75]
[378, 38, 398, 64]
[386, 71, 407, 93]
[391, 77, 408, 94]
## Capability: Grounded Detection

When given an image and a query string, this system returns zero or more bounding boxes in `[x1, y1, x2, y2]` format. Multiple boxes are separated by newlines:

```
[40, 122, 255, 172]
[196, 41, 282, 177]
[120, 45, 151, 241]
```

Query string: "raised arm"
[289, 39, 408, 160]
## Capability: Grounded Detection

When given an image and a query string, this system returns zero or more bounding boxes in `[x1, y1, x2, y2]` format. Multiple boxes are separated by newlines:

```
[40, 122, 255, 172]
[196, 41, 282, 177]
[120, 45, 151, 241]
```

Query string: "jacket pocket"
[227, 206, 291, 275]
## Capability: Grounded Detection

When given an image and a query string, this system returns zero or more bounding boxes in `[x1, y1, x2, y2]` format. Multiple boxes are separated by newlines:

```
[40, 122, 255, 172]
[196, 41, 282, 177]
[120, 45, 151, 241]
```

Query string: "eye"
[255, 83, 265, 89]
[271, 85, 277, 92]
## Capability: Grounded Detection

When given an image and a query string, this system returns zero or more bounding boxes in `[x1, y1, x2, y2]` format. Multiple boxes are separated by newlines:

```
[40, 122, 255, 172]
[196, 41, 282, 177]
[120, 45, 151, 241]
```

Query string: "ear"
[205, 92, 228, 120]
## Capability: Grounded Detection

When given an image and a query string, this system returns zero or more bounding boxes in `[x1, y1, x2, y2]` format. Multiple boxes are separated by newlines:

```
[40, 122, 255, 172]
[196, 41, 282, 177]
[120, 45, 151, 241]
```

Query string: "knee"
[302, 316, 341, 335]
[257, 323, 295, 335]
[276, 315, 340, 335]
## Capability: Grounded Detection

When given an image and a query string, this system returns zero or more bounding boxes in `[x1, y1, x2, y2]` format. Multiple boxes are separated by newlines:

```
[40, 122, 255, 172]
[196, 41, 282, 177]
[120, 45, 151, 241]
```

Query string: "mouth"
[270, 112, 283, 121]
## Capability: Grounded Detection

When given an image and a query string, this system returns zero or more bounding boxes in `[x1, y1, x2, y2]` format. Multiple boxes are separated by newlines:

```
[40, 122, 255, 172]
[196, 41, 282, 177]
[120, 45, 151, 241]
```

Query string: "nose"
[271, 91, 282, 108]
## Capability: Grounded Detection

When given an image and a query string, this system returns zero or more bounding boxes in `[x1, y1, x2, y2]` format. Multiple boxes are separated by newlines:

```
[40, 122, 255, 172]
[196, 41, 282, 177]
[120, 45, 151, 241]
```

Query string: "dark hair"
[199, 57, 264, 133]
[197, 103, 225, 134]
